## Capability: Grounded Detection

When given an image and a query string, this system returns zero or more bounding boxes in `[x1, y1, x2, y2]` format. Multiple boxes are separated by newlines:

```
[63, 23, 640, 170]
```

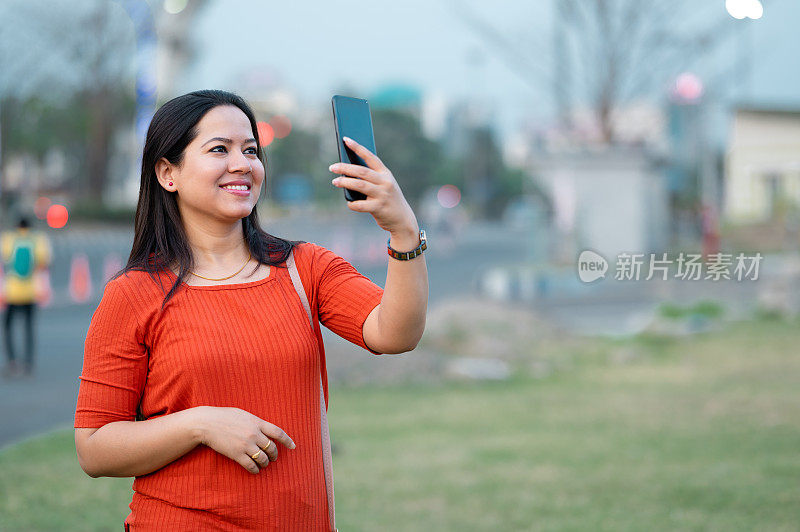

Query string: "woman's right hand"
[191, 406, 296, 474]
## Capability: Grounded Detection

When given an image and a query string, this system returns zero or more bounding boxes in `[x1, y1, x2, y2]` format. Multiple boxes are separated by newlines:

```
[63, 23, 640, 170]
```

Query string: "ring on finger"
[250, 450, 263, 461]
[263, 441, 274, 458]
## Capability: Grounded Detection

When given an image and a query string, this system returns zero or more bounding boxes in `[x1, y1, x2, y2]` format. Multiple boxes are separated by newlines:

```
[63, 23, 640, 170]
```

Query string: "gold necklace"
[190, 252, 252, 281]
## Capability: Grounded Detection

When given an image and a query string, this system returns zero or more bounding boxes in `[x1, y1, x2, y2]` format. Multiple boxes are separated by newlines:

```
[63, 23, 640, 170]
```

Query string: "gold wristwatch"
[387, 229, 427, 260]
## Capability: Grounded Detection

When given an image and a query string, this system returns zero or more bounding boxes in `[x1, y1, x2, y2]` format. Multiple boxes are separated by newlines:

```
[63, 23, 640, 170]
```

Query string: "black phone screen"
[331, 95, 376, 202]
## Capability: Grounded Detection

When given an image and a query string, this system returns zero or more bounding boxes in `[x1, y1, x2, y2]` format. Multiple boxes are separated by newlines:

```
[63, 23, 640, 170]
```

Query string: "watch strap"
[387, 229, 427, 261]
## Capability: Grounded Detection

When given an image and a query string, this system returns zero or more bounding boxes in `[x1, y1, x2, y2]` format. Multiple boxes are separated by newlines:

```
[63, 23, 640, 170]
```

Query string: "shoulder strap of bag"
[286, 248, 313, 328]
[286, 248, 337, 532]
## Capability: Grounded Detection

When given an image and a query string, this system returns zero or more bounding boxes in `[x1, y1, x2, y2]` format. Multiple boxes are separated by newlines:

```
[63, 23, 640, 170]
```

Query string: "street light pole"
[725, 0, 763, 100]
[736, 18, 753, 102]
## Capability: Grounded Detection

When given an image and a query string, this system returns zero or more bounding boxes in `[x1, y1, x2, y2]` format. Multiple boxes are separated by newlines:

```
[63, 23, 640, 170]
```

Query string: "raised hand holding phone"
[329, 95, 418, 236]
[329, 136, 419, 237]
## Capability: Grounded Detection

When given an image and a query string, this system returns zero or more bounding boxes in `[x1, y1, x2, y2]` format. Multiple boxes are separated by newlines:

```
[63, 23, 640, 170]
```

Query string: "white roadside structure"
[533, 147, 669, 262]
[724, 107, 800, 224]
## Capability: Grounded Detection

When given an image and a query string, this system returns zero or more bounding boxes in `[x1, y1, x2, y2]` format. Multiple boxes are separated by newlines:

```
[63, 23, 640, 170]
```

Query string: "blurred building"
[532, 147, 669, 262]
[438, 99, 494, 161]
[369, 83, 421, 111]
[507, 100, 671, 261]
[724, 106, 800, 223]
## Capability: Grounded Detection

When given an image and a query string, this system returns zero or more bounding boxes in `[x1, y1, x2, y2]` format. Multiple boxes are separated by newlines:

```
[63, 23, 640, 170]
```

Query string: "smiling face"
[159, 105, 265, 226]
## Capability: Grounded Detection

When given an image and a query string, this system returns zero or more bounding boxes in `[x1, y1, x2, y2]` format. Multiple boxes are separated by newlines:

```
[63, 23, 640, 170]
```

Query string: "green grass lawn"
[1, 318, 799, 531]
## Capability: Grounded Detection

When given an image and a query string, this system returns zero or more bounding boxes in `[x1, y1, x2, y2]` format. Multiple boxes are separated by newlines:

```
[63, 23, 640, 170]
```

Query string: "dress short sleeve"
[310, 244, 385, 355]
[74, 278, 149, 428]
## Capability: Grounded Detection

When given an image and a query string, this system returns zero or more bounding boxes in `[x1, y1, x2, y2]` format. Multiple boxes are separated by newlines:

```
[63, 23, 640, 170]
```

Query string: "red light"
[257, 122, 274, 146]
[47, 204, 69, 228]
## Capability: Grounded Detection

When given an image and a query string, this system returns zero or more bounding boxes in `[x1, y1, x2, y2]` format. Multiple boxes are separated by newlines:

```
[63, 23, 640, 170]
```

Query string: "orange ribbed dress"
[74, 242, 384, 531]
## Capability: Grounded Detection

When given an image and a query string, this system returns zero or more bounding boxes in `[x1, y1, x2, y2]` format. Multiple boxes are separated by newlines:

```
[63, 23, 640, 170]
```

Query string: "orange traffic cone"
[70, 253, 92, 303]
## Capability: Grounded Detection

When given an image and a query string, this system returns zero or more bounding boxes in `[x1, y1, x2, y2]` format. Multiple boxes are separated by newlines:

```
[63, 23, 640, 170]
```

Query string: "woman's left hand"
[329, 137, 419, 234]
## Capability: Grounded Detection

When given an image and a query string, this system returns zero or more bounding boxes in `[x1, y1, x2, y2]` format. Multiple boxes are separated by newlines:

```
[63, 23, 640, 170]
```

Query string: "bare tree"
[449, 0, 738, 144]
[73, 1, 139, 202]
[1, 0, 137, 201]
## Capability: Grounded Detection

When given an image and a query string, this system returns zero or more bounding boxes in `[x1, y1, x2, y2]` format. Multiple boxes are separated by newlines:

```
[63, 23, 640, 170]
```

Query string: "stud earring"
[168, 182, 173, 186]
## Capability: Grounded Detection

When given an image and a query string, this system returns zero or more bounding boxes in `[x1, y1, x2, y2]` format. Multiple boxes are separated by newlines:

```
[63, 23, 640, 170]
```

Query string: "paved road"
[2, 213, 783, 448]
[0, 303, 94, 448]
[0, 215, 528, 449]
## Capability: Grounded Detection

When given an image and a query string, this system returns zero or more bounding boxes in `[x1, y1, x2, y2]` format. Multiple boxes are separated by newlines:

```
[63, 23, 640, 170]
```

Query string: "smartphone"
[331, 95, 377, 202]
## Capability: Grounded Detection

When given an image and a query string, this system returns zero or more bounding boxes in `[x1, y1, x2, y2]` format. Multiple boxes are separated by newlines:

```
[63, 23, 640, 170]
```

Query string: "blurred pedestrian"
[73, 89, 428, 530]
[1, 216, 52, 378]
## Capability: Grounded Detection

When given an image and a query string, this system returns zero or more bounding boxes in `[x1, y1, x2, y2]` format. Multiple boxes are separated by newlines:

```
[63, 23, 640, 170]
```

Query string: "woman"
[74, 89, 428, 531]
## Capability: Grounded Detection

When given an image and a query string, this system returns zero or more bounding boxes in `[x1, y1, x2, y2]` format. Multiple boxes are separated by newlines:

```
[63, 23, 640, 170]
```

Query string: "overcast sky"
[179, 0, 800, 143]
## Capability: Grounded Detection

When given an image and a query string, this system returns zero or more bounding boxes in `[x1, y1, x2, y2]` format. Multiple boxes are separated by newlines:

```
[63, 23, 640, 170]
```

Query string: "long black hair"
[113, 89, 303, 309]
